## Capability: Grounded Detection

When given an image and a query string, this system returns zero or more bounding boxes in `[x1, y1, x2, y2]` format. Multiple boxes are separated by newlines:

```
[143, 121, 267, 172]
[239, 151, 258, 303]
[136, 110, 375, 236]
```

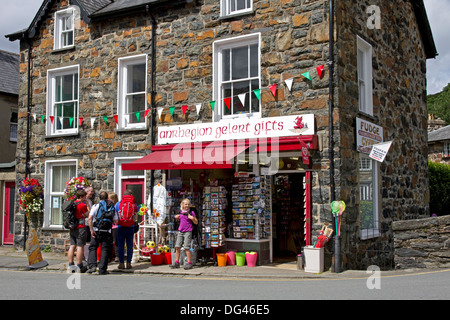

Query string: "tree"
[428, 84, 450, 125]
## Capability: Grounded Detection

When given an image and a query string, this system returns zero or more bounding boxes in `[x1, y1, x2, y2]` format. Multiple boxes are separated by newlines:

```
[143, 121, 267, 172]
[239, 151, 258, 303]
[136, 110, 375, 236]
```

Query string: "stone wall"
[393, 216, 450, 269]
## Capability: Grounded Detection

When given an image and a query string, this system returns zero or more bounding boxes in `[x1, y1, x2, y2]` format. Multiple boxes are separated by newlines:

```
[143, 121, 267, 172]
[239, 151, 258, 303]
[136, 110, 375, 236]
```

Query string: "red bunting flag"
[224, 97, 231, 110]
[182, 105, 188, 117]
[113, 115, 118, 124]
[269, 84, 277, 97]
[49, 116, 54, 124]
[145, 109, 150, 117]
[79, 117, 84, 127]
[316, 65, 324, 78]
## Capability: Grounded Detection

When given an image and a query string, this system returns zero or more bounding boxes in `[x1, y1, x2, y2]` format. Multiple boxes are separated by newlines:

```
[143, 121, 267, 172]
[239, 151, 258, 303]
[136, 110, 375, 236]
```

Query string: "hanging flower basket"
[63, 176, 91, 201]
[19, 178, 44, 225]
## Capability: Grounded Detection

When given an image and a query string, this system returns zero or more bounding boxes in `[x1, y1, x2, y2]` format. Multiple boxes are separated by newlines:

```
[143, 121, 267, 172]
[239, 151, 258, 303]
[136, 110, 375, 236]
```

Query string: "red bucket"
[151, 253, 163, 265]
[163, 251, 172, 265]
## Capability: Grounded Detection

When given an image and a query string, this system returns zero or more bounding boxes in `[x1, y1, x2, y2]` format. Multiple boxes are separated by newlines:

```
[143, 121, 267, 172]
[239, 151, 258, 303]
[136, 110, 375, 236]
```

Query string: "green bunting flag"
[301, 71, 311, 81]
[170, 106, 175, 117]
[103, 116, 108, 124]
[135, 111, 140, 122]
[253, 89, 261, 101]
[209, 101, 216, 111]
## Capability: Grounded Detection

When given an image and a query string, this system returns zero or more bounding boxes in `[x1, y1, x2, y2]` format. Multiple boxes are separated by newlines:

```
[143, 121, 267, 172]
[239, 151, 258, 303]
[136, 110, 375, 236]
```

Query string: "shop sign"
[158, 114, 314, 145]
[356, 118, 383, 154]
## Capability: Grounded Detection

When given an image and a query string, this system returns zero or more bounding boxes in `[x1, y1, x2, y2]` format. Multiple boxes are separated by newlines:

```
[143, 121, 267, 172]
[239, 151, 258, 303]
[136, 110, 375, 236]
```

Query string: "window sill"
[45, 132, 79, 139]
[51, 45, 76, 54]
[116, 126, 148, 133]
[219, 10, 254, 20]
[360, 228, 380, 240]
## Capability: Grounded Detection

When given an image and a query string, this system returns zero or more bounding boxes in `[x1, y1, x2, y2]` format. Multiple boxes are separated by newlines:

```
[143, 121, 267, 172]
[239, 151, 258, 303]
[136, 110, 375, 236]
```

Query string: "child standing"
[171, 198, 198, 270]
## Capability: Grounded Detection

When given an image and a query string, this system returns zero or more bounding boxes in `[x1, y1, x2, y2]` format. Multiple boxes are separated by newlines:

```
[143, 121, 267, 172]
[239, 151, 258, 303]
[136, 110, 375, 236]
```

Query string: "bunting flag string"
[30, 63, 326, 124]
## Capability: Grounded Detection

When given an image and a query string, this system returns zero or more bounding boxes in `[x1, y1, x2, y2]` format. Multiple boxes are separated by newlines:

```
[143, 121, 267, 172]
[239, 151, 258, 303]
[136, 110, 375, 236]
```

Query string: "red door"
[3, 182, 15, 244]
[121, 179, 145, 222]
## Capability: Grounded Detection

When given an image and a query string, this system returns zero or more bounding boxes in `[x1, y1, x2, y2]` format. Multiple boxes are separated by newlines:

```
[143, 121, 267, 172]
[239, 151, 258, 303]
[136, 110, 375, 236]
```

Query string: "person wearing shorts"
[171, 198, 198, 270]
[68, 189, 89, 273]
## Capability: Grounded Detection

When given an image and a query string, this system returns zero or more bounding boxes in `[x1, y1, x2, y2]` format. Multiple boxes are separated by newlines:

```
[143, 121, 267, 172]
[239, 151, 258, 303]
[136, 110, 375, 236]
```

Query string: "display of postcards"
[252, 176, 260, 182]
[252, 182, 260, 189]
[211, 198, 219, 205]
[238, 196, 246, 202]
[232, 190, 239, 196]
[211, 210, 218, 216]
[233, 226, 240, 232]
[211, 217, 219, 223]
[219, 198, 227, 204]
[211, 234, 219, 240]
[240, 219, 247, 226]
[205, 226, 210, 233]
[204, 194, 210, 202]
[239, 214, 245, 219]
[211, 241, 219, 247]
[211, 223, 219, 229]
[211, 192, 218, 199]
[211, 229, 219, 234]
[246, 214, 254, 220]
[211, 187, 219, 192]
[253, 201, 261, 207]
[241, 232, 247, 238]
[211, 204, 219, 210]
[204, 187, 210, 193]
[246, 208, 255, 214]
[204, 210, 211, 217]
[204, 203, 211, 209]
[232, 196, 239, 202]
[245, 190, 253, 195]
[246, 202, 253, 208]
[247, 226, 254, 232]
[233, 220, 239, 226]
[245, 184, 252, 190]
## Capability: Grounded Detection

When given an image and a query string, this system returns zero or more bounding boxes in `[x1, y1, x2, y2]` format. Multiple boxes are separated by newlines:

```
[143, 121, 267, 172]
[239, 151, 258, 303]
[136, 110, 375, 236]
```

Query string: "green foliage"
[428, 161, 450, 216]
[427, 84, 450, 125]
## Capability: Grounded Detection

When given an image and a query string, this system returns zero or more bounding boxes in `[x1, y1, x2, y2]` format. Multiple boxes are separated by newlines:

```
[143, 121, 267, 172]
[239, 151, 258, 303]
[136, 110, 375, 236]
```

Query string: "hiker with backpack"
[86, 191, 118, 275]
[117, 190, 138, 270]
[67, 189, 90, 273]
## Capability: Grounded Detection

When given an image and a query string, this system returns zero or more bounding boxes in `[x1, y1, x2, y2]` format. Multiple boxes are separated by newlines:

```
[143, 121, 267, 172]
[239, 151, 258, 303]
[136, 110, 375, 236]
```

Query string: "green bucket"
[236, 252, 246, 266]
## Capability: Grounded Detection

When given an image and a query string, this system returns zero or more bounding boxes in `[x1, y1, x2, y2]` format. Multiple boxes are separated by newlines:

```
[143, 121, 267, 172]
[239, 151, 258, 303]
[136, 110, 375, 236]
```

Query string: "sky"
[0, 0, 448, 95]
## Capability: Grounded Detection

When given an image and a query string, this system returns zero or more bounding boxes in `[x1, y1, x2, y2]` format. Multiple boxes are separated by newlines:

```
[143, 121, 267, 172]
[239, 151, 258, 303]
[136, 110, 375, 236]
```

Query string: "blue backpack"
[94, 200, 115, 232]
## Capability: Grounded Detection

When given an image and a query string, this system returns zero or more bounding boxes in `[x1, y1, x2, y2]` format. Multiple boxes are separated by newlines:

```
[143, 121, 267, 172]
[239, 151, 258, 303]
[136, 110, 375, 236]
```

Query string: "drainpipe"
[328, 0, 339, 272]
[24, 39, 32, 249]
[147, 5, 157, 214]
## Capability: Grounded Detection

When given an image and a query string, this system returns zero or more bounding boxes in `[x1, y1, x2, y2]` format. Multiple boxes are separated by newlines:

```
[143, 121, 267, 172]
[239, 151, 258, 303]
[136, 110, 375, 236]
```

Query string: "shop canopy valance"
[121, 136, 317, 171]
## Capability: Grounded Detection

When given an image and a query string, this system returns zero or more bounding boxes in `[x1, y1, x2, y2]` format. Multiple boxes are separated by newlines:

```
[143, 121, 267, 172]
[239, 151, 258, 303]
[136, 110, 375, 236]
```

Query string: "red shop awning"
[122, 141, 250, 171]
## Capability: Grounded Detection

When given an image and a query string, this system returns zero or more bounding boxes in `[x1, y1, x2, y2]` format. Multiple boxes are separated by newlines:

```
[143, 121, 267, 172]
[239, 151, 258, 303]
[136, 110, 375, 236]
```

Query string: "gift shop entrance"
[272, 172, 306, 262]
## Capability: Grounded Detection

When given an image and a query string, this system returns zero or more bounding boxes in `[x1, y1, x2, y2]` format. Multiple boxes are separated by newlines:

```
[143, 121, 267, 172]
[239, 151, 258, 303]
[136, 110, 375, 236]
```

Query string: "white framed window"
[117, 54, 148, 130]
[46, 65, 79, 137]
[359, 153, 379, 239]
[444, 142, 450, 157]
[357, 36, 373, 116]
[213, 33, 261, 122]
[114, 157, 146, 196]
[54, 8, 74, 50]
[10, 108, 18, 142]
[221, 0, 253, 18]
[43, 160, 77, 229]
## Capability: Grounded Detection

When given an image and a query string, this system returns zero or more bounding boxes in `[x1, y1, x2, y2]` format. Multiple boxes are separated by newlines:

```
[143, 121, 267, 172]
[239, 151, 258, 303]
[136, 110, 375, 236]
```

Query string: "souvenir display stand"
[135, 219, 159, 260]
[200, 180, 228, 265]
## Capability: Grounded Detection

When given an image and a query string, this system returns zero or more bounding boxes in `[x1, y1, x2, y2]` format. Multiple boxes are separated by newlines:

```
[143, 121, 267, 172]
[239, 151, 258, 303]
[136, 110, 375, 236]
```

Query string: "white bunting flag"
[196, 103, 202, 115]
[285, 78, 294, 91]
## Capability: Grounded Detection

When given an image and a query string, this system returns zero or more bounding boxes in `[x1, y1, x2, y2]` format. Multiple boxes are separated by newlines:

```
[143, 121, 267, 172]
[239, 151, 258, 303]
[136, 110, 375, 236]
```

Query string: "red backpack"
[118, 195, 137, 227]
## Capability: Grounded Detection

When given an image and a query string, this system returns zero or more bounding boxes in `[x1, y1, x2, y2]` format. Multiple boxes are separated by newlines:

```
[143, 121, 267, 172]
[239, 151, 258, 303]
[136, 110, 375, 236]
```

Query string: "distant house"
[6, 0, 437, 271]
[0, 50, 18, 245]
[428, 125, 450, 164]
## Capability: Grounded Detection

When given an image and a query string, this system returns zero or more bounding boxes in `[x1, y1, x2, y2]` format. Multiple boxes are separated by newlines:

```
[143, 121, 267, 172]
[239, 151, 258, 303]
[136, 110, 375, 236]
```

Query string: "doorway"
[3, 182, 15, 245]
[272, 173, 305, 262]
[121, 179, 145, 223]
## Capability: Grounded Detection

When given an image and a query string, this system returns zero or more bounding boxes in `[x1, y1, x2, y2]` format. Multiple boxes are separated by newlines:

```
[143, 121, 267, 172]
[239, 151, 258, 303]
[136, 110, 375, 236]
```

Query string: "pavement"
[0, 245, 425, 279]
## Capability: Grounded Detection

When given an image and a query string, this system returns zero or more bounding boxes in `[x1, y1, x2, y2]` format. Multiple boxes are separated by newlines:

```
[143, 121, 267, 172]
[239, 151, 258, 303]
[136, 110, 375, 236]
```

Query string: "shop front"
[122, 115, 317, 265]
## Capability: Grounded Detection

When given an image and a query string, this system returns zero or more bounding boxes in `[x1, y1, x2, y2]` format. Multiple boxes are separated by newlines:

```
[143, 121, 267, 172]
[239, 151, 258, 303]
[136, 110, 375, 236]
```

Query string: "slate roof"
[428, 125, 450, 143]
[0, 50, 19, 96]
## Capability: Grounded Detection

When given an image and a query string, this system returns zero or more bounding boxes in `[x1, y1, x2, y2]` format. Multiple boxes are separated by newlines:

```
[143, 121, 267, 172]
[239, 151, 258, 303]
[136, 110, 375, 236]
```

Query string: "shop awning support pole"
[328, 0, 340, 273]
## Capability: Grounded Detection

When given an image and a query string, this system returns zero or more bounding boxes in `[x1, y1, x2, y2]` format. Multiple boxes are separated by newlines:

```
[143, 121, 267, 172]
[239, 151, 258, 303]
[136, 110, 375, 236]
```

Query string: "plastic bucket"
[236, 252, 246, 266]
[216, 253, 227, 267]
[163, 251, 172, 265]
[226, 251, 236, 265]
[245, 252, 258, 267]
[150, 253, 163, 265]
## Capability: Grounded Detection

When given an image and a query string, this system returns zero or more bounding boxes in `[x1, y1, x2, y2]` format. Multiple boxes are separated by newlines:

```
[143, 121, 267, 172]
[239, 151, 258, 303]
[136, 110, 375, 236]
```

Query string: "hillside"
[428, 84, 450, 125]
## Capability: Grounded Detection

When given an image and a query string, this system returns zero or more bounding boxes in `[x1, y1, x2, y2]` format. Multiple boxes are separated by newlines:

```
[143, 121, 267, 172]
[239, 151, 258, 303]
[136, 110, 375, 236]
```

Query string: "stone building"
[6, 0, 436, 270]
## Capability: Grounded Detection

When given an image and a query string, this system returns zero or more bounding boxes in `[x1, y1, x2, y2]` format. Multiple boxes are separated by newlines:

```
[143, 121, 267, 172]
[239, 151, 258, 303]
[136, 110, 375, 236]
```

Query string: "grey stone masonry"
[393, 216, 450, 269]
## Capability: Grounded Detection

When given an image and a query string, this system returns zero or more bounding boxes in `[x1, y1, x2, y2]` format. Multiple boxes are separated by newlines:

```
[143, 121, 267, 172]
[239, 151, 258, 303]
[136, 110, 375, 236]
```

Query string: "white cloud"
[0, 0, 42, 53]
[424, 0, 450, 94]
